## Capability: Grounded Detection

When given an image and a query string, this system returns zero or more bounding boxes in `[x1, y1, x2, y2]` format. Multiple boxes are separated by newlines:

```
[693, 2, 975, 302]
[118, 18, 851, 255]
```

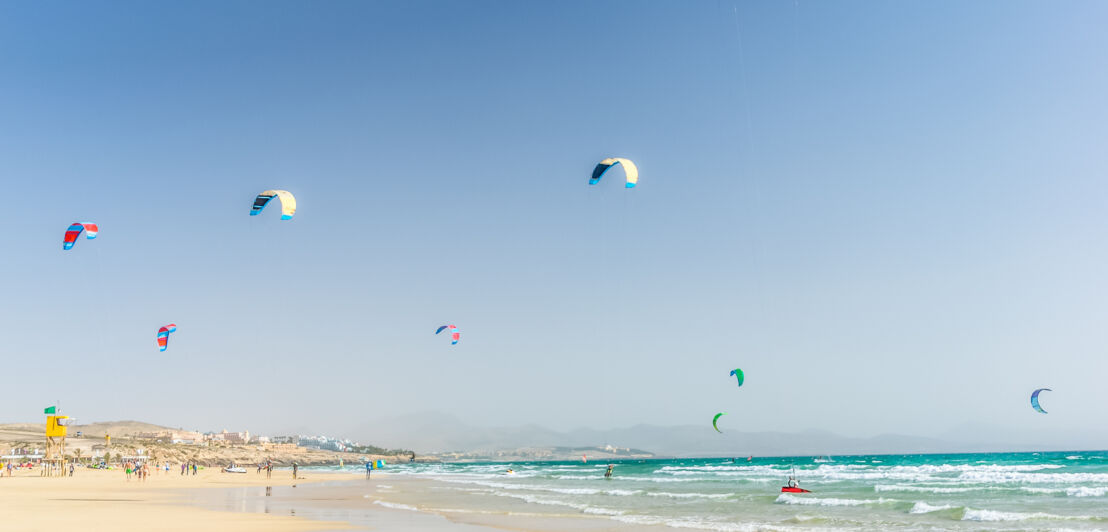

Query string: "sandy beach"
[0, 467, 648, 531]
[0, 467, 358, 532]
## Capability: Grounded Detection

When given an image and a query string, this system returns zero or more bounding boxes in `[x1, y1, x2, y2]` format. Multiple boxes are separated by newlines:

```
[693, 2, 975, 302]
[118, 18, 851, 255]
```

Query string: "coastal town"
[0, 421, 418, 469]
[0, 417, 662, 472]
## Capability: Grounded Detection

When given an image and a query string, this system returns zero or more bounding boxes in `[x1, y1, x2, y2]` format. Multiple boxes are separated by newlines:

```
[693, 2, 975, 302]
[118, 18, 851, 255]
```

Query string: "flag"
[44, 406, 56, 414]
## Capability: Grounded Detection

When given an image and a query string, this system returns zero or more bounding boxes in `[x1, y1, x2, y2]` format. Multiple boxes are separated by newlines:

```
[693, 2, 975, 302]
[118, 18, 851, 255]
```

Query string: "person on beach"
[181, 462, 186, 476]
[605, 464, 614, 478]
[192, 463, 197, 475]
[365, 461, 371, 479]
[266, 461, 272, 479]
[69, 463, 74, 477]
[292, 462, 298, 479]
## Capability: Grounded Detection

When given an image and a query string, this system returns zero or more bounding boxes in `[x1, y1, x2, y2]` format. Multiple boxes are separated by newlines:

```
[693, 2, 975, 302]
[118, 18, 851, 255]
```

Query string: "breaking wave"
[962, 508, 1104, 522]
[775, 493, 895, 507]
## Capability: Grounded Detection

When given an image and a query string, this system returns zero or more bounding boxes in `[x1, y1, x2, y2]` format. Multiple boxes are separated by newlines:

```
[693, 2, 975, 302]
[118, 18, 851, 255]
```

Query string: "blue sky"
[1, 1, 1107, 444]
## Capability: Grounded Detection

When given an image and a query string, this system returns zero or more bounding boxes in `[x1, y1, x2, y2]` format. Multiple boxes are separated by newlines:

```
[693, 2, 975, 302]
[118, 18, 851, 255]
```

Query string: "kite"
[63, 223, 99, 250]
[250, 190, 296, 220]
[436, 325, 460, 345]
[730, 368, 744, 387]
[590, 158, 638, 188]
[1031, 388, 1051, 414]
[713, 412, 726, 433]
[157, 324, 177, 352]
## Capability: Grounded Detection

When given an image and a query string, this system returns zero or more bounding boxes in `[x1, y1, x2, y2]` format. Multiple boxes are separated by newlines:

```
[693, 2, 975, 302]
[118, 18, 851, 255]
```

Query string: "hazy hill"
[69, 421, 172, 438]
[0, 421, 174, 443]
[0, 424, 49, 444]
[352, 412, 1106, 457]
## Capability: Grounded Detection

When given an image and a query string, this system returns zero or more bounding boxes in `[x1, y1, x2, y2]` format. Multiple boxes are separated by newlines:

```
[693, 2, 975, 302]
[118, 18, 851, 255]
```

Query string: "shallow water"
[354, 451, 1108, 531]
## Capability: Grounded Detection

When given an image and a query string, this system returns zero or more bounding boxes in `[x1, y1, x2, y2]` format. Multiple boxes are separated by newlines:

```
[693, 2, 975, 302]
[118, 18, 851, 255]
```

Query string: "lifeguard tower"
[44, 406, 68, 477]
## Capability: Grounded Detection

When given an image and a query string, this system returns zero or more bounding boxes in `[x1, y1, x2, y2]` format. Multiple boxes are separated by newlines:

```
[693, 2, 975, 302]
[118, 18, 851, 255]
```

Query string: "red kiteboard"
[781, 487, 812, 493]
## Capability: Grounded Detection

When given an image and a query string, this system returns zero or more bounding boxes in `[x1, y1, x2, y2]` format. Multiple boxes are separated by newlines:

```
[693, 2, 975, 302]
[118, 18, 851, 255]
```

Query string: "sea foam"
[373, 500, 420, 512]
[647, 491, 732, 500]
[962, 508, 1101, 522]
[1066, 486, 1108, 497]
[875, 484, 977, 494]
[959, 471, 1108, 484]
[909, 501, 959, 514]
[775, 493, 894, 507]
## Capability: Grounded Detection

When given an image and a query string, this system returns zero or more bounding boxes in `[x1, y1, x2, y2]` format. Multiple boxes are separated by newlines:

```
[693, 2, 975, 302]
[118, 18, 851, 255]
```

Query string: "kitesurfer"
[605, 465, 614, 478]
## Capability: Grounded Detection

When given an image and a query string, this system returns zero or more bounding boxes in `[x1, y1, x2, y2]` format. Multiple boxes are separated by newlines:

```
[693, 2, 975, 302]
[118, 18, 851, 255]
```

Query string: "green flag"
[44, 406, 56, 414]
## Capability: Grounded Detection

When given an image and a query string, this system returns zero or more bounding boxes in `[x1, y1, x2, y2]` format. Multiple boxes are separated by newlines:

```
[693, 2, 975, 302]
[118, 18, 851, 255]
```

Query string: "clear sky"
[1, 1, 1106, 444]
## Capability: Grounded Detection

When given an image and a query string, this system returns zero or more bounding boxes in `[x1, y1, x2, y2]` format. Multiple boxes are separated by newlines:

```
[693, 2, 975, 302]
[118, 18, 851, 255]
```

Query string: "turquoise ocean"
[361, 451, 1108, 530]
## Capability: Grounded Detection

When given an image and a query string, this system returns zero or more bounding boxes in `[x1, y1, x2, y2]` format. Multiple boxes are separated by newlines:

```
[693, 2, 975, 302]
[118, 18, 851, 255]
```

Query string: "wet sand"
[185, 473, 662, 531]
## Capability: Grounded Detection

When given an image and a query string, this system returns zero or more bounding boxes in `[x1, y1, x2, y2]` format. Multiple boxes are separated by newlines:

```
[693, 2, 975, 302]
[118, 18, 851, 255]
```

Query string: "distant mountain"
[440, 445, 656, 462]
[351, 412, 1106, 457]
[939, 422, 1108, 452]
[353, 412, 565, 453]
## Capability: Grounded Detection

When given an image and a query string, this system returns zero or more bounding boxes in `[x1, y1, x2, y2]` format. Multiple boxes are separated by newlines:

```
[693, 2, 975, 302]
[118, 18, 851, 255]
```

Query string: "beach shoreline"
[0, 466, 645, 531]
[3, 450, 1108, 531]
[184, 473, 662, 531]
